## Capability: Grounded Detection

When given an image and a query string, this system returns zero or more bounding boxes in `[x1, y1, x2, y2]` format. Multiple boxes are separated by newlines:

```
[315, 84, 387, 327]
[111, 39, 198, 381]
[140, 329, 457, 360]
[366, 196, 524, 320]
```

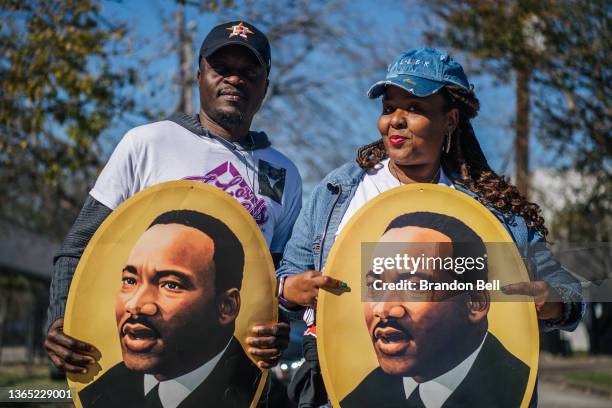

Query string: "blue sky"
[98, 0, 554, 189]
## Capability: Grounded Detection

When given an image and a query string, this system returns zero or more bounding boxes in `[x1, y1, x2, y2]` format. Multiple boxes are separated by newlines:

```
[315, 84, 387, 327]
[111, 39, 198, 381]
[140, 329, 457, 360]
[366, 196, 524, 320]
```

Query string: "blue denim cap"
[367, 47, 471, 99]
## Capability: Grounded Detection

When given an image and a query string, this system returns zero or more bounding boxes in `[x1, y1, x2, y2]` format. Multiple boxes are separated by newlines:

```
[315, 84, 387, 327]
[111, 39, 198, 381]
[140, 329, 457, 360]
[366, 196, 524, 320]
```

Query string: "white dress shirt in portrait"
[402, 332, 488, 408]
[143, 340, 231, 408]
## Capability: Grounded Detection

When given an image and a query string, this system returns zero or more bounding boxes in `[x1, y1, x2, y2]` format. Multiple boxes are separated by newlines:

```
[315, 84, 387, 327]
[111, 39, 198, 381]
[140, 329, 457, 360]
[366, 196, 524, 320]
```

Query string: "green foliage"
[530, 0, 611, 176]
[549, 177, 611, 242]
[565, 371, 612, 389]
[424, 0, 611, 172]
[0, 363, 66, 388]
[0, 0, 137, 238]
[423, 0, 611, 240]
[179, 0, 235, 12]
[425, 0, 550, 73]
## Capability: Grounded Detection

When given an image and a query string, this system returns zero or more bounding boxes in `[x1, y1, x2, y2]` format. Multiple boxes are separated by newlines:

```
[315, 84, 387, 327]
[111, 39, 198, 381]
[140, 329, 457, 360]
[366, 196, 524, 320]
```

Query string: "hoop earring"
[444, 130, 452, 154]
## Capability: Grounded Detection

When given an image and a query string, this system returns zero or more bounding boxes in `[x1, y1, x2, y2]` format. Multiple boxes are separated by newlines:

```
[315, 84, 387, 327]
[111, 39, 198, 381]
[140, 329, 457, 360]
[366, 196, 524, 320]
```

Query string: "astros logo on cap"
[227, 22, 254, 40]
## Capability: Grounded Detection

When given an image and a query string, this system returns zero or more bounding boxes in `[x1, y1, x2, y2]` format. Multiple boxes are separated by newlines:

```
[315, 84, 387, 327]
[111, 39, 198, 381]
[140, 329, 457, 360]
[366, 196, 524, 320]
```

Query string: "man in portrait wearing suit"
[79, 209, 261, 408]
[342, 212, 529, 408]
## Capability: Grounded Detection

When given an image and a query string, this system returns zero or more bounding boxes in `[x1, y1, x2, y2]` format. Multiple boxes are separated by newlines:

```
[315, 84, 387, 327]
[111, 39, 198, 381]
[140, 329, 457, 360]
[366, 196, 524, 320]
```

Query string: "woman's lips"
[389, 135, 408, 147]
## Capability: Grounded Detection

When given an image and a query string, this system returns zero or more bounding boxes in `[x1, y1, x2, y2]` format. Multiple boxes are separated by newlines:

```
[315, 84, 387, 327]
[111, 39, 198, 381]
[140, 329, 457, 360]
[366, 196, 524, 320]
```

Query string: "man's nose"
[373, 301, 407, 320]
[125, 285, 158, 316]
[224, 73, 244, 86]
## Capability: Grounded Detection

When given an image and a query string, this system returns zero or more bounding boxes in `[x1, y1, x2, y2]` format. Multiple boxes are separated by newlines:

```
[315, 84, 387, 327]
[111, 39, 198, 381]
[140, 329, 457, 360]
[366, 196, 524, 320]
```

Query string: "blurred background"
[0, 0, 610, 407]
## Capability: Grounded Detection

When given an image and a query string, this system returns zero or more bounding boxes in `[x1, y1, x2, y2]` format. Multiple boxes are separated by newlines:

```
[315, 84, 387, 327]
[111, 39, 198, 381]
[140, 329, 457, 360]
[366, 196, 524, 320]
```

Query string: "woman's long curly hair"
[356, 84, 548, 236]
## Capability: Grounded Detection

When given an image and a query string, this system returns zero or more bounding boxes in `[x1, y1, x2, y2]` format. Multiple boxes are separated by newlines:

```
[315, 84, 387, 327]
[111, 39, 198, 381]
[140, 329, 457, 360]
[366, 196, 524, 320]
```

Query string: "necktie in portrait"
[145, 383, 163, 408]
[406, 385, 426, 408]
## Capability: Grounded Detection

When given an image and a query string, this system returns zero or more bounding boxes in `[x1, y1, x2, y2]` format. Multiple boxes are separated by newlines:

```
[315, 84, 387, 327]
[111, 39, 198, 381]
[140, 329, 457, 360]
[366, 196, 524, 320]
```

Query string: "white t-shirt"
[336, 158, 454, 235]
[90, 119, 302, 253]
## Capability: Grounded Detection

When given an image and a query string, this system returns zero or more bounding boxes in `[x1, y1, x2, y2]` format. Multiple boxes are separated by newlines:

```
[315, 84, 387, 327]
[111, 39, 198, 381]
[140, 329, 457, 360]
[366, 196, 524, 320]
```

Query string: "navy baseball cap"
[367, 47, 472, 99]
[199, 21, 271, 75]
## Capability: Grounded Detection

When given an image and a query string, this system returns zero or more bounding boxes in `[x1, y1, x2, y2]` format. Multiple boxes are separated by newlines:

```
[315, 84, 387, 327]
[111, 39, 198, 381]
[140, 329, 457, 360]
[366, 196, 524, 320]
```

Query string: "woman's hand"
[501, 281, 563, 321]
[246, 322, 290, 369]
[283, 271, 349, 307]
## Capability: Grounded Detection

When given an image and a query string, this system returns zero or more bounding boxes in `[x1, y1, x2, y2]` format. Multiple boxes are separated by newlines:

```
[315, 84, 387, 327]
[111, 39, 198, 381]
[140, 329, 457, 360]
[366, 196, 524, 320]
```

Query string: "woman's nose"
[389, 112, 407, 129]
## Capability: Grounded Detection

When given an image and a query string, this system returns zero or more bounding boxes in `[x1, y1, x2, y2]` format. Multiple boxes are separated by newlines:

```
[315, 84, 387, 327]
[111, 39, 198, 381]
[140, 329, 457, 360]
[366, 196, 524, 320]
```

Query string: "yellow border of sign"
[64, 180, 276, 408]
[317, 184, 539, 408]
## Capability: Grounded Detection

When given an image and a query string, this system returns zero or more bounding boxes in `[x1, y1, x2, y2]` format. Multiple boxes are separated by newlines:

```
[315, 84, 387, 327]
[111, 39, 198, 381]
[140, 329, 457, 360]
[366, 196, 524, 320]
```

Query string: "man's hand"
[283, 271, 350, 307]
[44, 318, 99, 374]
[501, 281, 563, 321]
[246, 322, 290, 369]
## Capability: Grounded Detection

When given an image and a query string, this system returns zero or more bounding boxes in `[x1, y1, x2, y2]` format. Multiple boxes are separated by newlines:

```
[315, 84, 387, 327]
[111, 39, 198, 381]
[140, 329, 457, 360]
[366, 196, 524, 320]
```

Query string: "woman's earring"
[444, 130, 452, 154]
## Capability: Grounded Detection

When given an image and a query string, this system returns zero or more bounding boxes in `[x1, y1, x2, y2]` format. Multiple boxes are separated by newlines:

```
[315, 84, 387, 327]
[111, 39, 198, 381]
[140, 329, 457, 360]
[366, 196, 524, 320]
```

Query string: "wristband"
[276, 275, 298, 309]
[277, 275, 286, 298]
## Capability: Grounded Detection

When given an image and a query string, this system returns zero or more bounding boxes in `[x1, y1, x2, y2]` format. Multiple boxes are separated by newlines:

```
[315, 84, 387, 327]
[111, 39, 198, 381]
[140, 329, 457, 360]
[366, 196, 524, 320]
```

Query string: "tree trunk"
[515, 68, 531, 197]
[176, 1, 193, 114]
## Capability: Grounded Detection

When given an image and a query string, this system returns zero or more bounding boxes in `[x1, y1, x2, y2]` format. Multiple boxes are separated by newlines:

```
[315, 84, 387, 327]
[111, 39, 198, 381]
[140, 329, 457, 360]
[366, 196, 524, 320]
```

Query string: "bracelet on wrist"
[276, 275, 299, 309]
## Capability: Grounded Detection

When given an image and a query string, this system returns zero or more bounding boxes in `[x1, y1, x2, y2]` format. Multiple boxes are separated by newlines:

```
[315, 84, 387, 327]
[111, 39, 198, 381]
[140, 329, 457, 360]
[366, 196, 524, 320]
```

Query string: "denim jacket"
[277, 162, 584, 331]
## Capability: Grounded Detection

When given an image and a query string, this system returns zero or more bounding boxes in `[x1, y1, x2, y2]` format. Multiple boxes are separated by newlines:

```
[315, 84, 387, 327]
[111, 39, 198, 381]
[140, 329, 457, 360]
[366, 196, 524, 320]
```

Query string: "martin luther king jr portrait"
[78, 210, 261, 408]
[341, 212, 529, 408]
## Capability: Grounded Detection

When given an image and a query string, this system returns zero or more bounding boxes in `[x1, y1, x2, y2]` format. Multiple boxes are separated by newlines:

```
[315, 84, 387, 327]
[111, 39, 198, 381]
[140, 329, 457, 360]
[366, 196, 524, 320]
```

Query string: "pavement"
[537, 353, 612, 407]
[538, 381, 612, 408]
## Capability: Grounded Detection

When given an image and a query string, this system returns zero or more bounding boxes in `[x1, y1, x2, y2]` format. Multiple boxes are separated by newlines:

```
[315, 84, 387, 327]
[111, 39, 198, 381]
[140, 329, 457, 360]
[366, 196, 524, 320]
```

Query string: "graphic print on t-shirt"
[182, 161, 268, 225]
[258, 159, 286, 204]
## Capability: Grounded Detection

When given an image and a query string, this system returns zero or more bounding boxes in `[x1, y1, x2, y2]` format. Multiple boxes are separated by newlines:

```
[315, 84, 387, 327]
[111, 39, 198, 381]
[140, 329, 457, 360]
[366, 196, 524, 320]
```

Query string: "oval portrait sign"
[317, 184, 539, 408]
[64, 180, 276, 408]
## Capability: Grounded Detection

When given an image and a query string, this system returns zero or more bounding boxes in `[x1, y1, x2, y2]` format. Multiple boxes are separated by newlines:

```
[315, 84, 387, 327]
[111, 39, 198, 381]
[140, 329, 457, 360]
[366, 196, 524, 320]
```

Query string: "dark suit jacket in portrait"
[341, 333, 529, 408]
[79, 336, 261, 408]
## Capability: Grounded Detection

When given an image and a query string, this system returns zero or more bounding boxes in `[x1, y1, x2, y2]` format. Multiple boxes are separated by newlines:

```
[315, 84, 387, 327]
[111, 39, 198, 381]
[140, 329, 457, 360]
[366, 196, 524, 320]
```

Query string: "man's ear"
[467, 290, 490, 323]
[217, 288, 240, 326]
[196, 69, 201, 85]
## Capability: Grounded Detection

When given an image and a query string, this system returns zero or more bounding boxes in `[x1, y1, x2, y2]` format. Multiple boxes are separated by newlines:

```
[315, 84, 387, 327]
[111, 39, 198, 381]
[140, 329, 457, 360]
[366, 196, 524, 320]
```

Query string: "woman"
[272, 47, 583, 407]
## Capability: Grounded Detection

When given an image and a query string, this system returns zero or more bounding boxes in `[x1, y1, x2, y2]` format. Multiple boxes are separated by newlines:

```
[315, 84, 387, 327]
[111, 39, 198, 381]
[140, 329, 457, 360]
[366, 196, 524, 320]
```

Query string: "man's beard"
[213, 109, 245, 131]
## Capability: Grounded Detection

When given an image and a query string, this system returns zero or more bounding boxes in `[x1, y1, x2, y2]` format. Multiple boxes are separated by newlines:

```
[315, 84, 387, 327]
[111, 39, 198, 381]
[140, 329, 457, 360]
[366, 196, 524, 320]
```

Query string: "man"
[45, 21, 297, 376]
[79, 210, 260, 407]
[342, 212, 529, 408]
